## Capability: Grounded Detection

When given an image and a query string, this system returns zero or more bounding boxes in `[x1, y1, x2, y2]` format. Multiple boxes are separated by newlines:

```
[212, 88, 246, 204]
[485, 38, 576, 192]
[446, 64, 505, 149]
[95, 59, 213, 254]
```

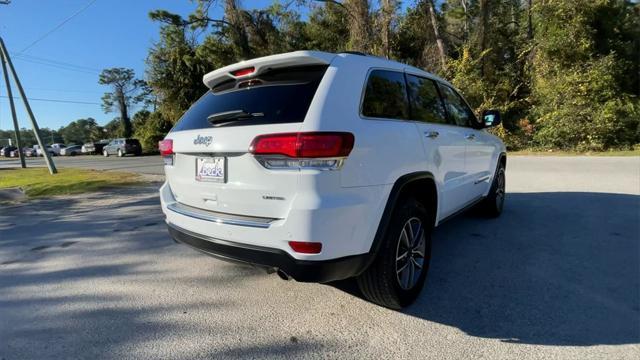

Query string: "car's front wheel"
[103, 149, 109, 157]
[480, 162, 506, 217]
[357, 198, 432, 309]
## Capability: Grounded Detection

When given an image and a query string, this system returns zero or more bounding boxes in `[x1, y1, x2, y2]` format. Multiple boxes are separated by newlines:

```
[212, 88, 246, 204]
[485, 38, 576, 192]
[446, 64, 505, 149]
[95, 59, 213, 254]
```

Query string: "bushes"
[133, 111, 173, 154]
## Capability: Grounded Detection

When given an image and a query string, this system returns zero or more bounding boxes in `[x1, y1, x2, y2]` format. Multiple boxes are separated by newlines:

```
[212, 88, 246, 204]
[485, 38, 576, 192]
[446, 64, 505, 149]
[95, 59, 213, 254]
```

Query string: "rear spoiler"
[202, 51, 336, 89]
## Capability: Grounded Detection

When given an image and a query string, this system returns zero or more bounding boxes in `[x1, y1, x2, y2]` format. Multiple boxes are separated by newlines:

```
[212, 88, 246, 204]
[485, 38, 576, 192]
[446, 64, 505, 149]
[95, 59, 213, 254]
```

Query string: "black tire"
[357, 198, 432, 309]
[103, 149, 109, 157]
[117, 149, 123, 157]
[480, 162, 506, 217]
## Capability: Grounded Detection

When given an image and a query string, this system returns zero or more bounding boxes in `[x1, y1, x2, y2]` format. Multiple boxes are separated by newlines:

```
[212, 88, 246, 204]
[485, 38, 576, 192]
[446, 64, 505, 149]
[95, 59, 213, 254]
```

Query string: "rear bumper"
[167, 222, 370, 283]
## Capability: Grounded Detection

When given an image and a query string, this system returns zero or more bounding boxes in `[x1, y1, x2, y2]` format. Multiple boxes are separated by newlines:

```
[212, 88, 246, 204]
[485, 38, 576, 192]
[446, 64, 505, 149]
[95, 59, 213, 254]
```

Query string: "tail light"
[158, 139, 174, 165]
[289, 241, 322, 254]
[158, 139, 173, 155]
[249, 132, 354, 170]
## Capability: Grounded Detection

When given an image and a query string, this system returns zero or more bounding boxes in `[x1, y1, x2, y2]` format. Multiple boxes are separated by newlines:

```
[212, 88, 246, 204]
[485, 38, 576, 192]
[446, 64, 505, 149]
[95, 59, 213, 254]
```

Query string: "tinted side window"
[406, 75, 447, 124]
[361, 70, 409, 120]
[440, 85, 476, 127]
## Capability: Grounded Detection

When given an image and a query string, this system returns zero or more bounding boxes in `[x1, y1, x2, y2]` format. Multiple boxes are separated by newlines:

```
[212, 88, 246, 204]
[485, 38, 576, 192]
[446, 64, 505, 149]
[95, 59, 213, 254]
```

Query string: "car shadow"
[333, 191, 640, 346]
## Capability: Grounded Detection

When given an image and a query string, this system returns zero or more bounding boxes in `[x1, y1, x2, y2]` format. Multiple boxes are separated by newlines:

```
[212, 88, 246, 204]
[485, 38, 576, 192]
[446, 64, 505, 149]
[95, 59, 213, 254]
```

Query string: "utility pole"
[0, 46, 25, 168]
[0, 37, 57, 174]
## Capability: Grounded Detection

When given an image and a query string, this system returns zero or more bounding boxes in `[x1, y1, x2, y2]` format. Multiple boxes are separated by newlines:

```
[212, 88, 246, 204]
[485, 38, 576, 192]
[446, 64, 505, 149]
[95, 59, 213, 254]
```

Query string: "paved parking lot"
[0, 156, 638, 359]
[0, 155, 165, 175]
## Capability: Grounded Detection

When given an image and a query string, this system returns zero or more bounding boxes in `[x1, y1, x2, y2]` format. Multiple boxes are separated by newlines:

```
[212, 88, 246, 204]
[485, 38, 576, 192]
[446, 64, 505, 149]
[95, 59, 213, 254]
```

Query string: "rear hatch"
[164, 53, 333, 219]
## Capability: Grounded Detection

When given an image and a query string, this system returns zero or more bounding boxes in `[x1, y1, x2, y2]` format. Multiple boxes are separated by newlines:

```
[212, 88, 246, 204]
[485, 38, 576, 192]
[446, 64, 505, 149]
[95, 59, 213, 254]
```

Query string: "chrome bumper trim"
[166, 201, 276, 229]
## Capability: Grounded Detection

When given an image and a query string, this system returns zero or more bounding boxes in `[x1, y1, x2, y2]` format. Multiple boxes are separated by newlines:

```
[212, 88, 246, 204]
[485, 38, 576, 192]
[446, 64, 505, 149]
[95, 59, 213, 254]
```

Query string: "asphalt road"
[0, 155, 165, 175]
[0, 156, 638, 359]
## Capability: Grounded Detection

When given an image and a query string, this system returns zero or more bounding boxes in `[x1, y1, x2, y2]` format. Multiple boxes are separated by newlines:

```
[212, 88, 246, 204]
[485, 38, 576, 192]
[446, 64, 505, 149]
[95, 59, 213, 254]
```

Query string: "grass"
[0, 167, 142, 198]
[509, 149, 640, 157]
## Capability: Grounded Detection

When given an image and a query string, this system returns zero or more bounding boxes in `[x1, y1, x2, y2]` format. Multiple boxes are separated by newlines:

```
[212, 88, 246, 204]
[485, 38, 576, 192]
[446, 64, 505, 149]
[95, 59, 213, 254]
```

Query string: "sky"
[0, 0, 281, 131]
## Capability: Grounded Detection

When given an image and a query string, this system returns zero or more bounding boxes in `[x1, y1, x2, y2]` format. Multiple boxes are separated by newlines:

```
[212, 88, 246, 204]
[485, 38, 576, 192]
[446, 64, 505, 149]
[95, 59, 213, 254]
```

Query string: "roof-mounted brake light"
[231, 67, 255, 77]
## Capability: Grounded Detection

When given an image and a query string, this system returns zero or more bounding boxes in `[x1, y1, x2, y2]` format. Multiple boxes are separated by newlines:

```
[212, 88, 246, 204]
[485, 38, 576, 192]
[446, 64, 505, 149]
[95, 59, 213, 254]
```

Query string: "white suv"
[159, 51, 506, 309]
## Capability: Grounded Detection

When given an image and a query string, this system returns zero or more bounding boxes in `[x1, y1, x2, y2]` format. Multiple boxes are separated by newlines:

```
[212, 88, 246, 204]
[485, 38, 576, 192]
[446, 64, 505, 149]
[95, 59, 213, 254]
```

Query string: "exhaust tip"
[276, 269, 291, 281]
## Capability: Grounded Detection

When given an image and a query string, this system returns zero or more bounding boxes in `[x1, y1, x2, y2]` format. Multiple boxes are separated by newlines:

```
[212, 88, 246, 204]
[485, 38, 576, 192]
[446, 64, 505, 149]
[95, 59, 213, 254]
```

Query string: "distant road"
[0, 155, 165, 175]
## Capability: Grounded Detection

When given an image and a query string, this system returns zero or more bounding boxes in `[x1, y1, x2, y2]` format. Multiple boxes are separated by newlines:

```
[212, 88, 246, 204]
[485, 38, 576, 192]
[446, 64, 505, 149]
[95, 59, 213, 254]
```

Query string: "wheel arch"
[364, 172, 438, 268]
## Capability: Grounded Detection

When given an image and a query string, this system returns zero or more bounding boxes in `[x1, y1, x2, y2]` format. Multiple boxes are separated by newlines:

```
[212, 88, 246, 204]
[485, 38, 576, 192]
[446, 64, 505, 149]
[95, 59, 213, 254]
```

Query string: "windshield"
[171, 65, 328, 132]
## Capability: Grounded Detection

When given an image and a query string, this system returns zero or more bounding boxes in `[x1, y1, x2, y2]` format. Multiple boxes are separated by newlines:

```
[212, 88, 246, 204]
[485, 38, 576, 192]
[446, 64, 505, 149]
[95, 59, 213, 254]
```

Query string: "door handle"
[465, 133, 476, 140]
[424, 131, 439, 139]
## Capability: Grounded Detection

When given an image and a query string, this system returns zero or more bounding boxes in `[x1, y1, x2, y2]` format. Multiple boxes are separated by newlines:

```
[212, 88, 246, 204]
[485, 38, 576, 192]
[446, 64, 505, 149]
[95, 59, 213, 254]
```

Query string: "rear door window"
[361, 70, 410, 120]
[406, 75, 447, 124]
[171, 65, 328, 132]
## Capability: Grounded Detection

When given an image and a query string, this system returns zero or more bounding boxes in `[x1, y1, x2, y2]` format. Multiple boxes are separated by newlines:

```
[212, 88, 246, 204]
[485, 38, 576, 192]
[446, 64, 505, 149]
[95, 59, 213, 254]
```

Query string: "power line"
[17, 0, 99, 54]
[19, 86, 104, 94]
[12, 56, 99, 75]
[0, 95, 100, 105]
[13, 53, 100, 72]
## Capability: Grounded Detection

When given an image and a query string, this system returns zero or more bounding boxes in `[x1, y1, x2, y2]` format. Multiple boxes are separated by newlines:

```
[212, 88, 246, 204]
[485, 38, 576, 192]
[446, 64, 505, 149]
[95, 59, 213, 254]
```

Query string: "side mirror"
[482, 110, 501, 128]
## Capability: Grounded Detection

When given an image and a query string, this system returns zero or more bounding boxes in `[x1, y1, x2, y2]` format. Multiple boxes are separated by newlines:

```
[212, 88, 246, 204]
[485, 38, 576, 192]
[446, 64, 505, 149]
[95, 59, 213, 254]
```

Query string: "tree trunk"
[224, 0, 251, 59]
[117, 89, 132, 138]
[478, 0, 490, 76]
[379, 0, 396, 58]
[345, 0, 371, 53]
[460, 0, 469, 41]
[426, 0, 446, 70]
[527, 0, 533, 40]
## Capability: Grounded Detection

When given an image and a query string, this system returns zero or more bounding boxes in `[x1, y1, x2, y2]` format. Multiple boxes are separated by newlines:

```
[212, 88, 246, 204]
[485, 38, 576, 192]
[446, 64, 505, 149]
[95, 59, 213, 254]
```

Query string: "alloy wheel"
[495, 169, 505, 211]
[395, 217, 427, 290]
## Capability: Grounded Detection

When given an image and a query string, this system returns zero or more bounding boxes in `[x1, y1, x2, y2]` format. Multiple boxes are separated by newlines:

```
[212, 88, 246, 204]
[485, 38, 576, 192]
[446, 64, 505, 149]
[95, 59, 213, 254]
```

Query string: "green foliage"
[136, 0, 640, 151]
[304, 2, 349, 52]
[133, 111, 173, 153]
[98, 67, 151, 137]
[0, 127, 63, 147]
[58, 118, 102, 145]
[531, 0, 640, 150]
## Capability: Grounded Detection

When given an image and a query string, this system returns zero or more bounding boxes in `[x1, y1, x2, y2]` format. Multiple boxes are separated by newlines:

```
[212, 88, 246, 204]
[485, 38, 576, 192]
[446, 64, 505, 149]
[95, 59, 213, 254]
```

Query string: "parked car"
[159, 51, 506, 309]
[33, 144, 55, 157]
[50, 143, 66, 155]
[9, 147, 32, 158]
[0, 146, 16, 157]
[82, 140, 110, 155]
[25, 148, 38, 157]
[60, 145, 82, 156]
[102, 138, 142, 157]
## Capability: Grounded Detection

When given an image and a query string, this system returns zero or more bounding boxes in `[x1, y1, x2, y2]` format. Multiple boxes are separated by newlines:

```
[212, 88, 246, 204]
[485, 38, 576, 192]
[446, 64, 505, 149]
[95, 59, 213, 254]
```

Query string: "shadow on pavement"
[391, 191, 639, 346]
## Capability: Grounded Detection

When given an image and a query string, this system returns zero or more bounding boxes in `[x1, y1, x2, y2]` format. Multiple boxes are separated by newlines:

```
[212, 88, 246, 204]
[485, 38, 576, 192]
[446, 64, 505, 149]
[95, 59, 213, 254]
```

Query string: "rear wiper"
[207, 110, 264, 125]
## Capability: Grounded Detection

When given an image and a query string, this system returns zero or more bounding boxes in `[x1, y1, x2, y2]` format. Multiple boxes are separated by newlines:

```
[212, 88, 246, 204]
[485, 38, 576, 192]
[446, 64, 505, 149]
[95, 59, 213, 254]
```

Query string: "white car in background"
[50, 143, 66, 155]
[159, 51, 506, 309]
[33, 144, 54, 157]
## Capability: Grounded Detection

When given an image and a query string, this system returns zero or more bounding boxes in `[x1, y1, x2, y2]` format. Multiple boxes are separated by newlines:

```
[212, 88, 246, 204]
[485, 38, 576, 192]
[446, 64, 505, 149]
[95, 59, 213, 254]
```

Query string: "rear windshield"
[125, 139, 140, 145]
[171, 65, 328, 132]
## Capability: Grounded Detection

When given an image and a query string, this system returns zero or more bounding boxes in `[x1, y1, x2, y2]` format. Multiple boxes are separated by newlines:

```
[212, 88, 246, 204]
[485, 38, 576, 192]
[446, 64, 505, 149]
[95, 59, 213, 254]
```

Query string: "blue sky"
[0, 0, 281, 131]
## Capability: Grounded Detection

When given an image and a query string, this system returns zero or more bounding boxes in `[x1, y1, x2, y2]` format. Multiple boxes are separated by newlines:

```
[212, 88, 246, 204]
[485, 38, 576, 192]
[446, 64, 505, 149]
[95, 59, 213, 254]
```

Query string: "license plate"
[196, 157, 226, 183]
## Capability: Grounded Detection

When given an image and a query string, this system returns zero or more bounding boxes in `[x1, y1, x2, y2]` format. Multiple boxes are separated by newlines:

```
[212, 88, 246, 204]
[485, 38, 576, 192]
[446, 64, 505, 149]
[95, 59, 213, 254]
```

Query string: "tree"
[426, 0, 446, 69]
[133, 111, 173, 153]
[305, 1, 349, 52]
[344, 0, 372, 52]
[58, 118, 102, 145]
[138, 0, 639, 151]
[98, 68, 150, 138]
[377, 0, 398, 58]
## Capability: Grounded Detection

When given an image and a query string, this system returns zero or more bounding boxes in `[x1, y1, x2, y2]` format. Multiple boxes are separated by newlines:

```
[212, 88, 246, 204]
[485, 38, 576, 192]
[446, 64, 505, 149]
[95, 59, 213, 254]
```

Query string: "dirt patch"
[0, 187, 26, 202]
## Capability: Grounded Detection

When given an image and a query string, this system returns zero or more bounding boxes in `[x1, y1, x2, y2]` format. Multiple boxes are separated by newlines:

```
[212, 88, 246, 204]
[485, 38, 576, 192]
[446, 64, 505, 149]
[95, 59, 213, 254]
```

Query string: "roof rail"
[339, 51, 368, 56]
